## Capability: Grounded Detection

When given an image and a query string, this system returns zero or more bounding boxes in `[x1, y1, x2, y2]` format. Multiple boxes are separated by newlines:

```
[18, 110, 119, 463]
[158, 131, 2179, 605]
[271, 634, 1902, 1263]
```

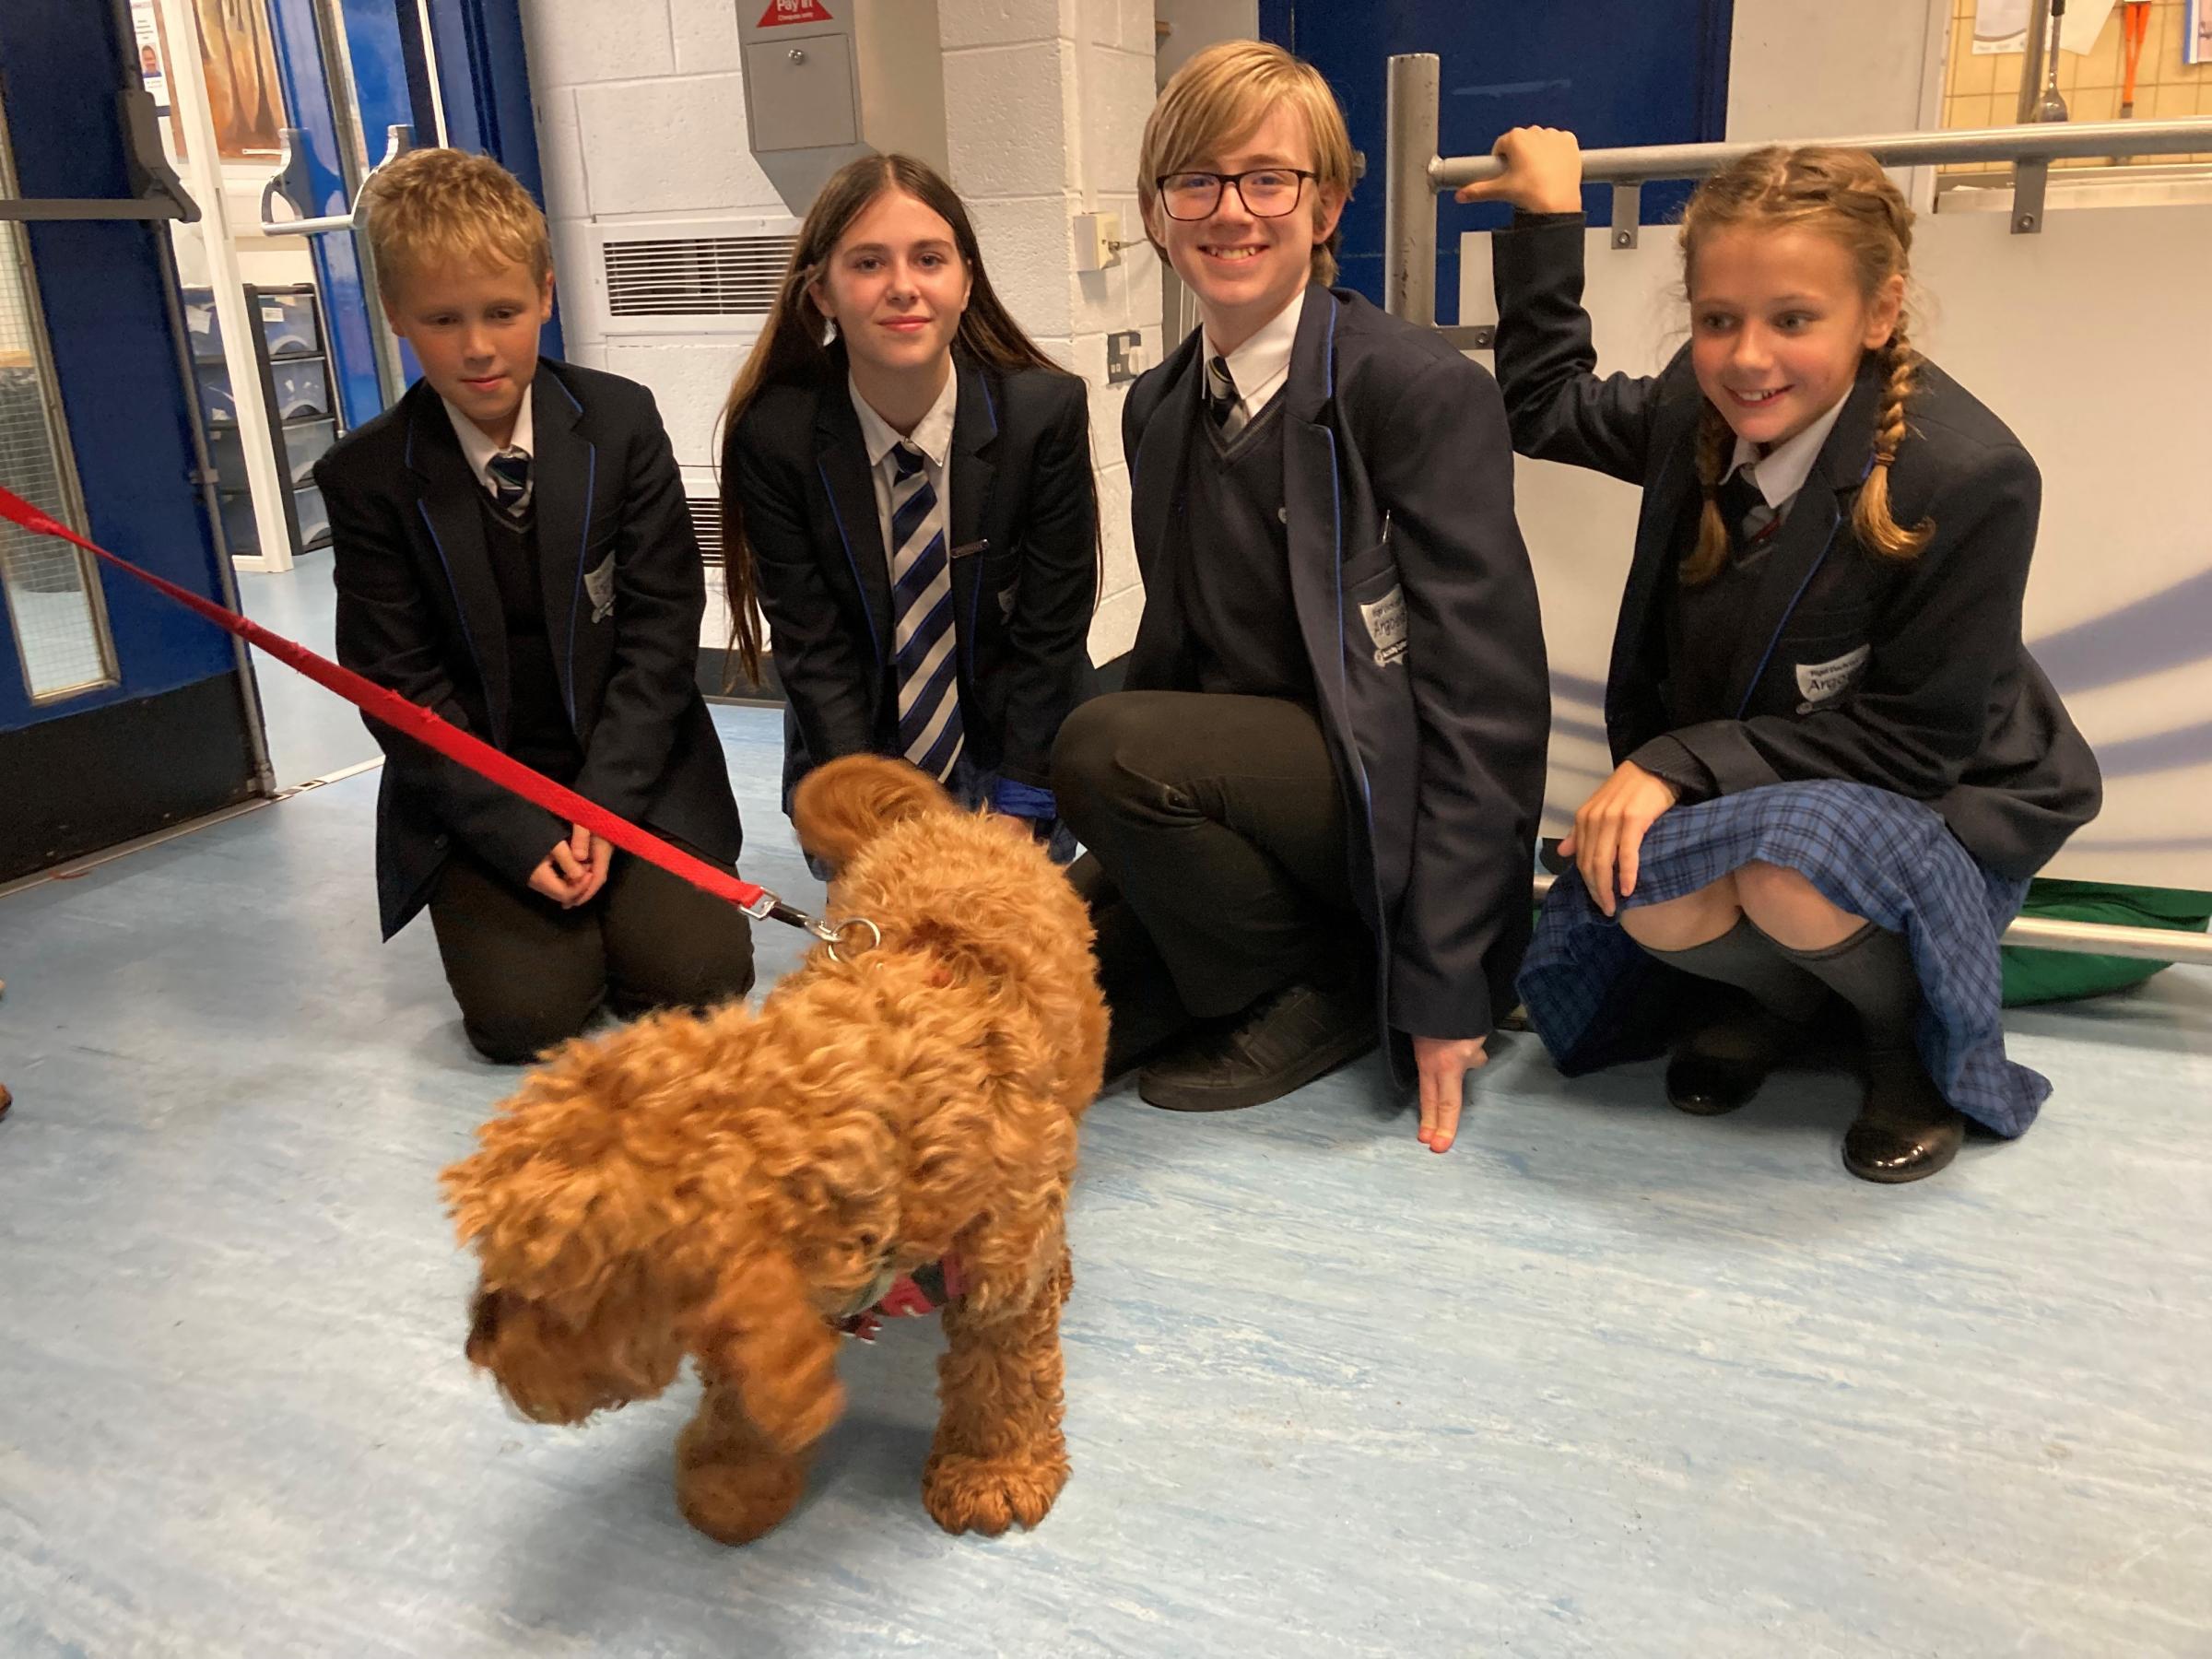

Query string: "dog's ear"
[441, 1016, 747, 1322]
[692, 1244, 846, 1454]
[790, 754, 953, 874]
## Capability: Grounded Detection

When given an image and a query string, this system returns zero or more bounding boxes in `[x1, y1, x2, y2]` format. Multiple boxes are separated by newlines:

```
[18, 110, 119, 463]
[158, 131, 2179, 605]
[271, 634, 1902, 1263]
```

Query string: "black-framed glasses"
[1155, 169, 1317, 220]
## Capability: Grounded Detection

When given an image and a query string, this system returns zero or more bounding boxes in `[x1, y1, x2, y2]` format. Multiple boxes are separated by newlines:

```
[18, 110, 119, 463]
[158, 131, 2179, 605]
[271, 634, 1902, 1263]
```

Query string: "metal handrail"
[1382, 51, 2212, 324]
[1430, 117, 2212, 189]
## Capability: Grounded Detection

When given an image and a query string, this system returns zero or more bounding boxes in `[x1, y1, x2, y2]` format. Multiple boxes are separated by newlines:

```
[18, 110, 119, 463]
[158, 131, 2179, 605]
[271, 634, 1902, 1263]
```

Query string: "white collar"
[849, 364, 959, 471]
[441, 385, 535, 495]
[1205, 287, 1305, 407]
[1727, 390, 1852, 511]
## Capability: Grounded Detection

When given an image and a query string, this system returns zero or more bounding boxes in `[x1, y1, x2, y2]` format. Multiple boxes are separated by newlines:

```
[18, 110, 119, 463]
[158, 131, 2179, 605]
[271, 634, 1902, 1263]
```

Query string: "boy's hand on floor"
[1411, 1033, 1488, 1153]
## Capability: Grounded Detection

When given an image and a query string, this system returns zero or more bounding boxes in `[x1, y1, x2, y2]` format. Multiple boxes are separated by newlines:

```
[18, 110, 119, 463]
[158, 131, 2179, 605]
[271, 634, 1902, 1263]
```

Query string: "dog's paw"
[676, 1448, 808, 1546]
[921, 1450, 1068, 1536]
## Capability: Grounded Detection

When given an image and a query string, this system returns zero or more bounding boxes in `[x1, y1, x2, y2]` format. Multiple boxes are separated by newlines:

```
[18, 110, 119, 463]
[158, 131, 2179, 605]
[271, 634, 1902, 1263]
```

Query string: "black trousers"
[426, 841, 757, 1063]
[1053, 690, 1367, 1041]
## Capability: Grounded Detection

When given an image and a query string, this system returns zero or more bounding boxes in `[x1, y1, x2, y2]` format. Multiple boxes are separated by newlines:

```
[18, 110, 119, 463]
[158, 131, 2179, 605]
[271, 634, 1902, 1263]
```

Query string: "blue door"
[0, 4, 267, 880]
[1264, 1, 1734, 323]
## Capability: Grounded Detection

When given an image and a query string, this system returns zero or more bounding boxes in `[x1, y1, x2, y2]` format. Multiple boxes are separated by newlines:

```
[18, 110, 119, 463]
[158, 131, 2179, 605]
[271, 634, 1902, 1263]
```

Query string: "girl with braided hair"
[1465, 131, 2100, 1183]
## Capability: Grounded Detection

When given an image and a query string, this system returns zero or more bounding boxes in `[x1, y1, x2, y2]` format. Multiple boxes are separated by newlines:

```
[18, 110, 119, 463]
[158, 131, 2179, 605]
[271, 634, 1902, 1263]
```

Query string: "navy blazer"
[316, 360, 742, 938]
[725, 351, 1098, 805]
[1123, 285, 1551, 1048]
[1490, 216, 2100, 879]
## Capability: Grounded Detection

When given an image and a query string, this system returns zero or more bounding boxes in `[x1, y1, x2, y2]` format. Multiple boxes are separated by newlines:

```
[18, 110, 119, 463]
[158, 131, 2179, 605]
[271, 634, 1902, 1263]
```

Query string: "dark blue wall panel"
[1266, 1, 1734, 322]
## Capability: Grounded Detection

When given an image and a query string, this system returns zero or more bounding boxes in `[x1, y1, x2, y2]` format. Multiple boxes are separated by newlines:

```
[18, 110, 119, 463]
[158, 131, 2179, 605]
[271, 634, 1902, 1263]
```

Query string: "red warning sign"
[758, 0, 833, 23]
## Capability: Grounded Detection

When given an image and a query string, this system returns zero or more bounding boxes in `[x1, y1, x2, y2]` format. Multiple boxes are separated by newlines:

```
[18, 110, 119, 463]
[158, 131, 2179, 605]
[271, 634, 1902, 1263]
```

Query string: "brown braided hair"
[1677, 146, 1934, 586]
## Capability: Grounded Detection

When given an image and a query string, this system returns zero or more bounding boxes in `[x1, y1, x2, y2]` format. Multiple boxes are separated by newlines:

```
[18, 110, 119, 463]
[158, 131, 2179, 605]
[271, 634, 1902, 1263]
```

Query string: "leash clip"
[737, 890, 879, 959]
[817, 915, 882, 962]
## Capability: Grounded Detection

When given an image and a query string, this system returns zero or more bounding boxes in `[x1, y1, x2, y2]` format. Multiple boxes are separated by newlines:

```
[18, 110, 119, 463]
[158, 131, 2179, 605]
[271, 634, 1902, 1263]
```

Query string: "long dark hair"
[718, 154, 1083, 683]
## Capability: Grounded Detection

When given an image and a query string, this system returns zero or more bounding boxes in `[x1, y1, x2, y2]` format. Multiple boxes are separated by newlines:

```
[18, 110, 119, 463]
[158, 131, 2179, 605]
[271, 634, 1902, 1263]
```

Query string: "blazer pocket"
[980, 548, 1020, 621]
[583, 549, 617, 624]
[1785, 600, 1876, 635]
[1783, 629, 1875, 712]
[1338, 531, 1396, 590]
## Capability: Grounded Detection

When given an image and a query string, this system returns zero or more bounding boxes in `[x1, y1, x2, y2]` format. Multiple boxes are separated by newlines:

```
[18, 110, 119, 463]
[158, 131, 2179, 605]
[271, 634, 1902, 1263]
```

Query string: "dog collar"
[833, 1253, 966, 1342]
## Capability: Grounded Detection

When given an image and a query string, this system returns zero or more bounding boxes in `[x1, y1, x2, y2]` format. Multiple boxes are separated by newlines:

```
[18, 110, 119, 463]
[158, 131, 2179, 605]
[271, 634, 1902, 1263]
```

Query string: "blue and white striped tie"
[888, 442, 963, 781]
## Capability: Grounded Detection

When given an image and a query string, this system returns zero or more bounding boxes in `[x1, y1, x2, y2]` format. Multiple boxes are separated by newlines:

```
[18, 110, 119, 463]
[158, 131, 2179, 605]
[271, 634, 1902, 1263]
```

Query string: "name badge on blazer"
[1794, 643, 1869, 712]
[1359, 584, 1409, 668]
[583, 551, 616, 624]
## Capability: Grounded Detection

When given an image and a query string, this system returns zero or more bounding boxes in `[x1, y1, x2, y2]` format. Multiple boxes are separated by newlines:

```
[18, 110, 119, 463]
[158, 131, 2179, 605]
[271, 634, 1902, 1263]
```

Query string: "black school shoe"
[1841, 1047, 1967, 1183]
[1665, 1005, 1810, 1116]
[1137, 977, 1376, 1112]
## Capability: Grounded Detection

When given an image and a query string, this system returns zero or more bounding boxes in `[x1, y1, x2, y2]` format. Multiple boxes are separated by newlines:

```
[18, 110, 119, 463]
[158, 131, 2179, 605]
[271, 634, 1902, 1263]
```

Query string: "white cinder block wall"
[941, 0, 1164, 660]
[523, 0, 790, 453]
[520, 0, 1164, 665]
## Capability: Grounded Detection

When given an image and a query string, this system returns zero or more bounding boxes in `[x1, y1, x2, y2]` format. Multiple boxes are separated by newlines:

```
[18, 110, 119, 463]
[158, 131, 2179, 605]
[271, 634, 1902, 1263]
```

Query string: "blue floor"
[3, 703, 2209, 1657]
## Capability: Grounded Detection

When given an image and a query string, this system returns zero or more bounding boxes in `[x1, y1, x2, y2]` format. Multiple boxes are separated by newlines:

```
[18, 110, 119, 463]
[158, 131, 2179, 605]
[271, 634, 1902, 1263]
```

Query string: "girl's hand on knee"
[1411, 1033, 1488, 1154]
[1558, 762, 1679, 919]
[1454, 127, 1585, 213]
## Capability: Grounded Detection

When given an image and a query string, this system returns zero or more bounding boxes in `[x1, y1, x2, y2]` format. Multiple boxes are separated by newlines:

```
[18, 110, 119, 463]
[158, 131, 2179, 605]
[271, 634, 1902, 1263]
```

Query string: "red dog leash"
[0, 484, 844, 942]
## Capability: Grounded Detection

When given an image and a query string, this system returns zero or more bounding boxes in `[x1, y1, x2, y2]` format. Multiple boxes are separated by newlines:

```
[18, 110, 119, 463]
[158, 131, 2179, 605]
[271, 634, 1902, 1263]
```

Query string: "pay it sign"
[759, 0, 833, 23]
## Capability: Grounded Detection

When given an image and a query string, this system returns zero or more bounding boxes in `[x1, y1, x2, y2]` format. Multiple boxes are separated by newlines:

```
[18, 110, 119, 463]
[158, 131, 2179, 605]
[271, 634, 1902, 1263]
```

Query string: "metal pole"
[2018, 0, 2054, 125]
[1382, 53, 1441, 324]
[1433, 116, 2212, 190]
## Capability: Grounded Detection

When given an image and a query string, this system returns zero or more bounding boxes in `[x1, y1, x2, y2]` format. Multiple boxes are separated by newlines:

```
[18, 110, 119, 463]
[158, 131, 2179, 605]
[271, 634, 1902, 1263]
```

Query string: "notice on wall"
[130, 0, 168, 112]
[1974, 0, 2119, 53]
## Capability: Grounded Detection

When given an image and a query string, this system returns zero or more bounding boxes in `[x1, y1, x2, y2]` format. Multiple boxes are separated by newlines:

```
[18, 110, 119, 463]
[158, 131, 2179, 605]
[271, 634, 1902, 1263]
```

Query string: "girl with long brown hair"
[720, 154, 1097, 855]
[1468, 131, 2100, 1183]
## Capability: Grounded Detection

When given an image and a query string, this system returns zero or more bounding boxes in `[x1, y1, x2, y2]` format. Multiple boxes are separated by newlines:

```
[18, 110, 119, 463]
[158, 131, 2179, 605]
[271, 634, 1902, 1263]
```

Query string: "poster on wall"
[2188, 0, 2212, 65]
[159, 0, 288, 160]
[1974, 0, 2119, 53]
[129, 0, 169, 112]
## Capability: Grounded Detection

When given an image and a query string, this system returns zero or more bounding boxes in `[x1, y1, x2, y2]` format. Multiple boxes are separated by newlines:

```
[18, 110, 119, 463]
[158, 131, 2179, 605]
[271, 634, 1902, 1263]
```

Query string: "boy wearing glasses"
[1052, 42, 1548, 1150]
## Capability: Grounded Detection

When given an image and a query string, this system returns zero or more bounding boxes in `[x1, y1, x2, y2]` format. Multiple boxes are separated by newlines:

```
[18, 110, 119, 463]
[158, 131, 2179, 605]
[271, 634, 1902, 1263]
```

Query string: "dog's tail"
[790, 754, 956, 873]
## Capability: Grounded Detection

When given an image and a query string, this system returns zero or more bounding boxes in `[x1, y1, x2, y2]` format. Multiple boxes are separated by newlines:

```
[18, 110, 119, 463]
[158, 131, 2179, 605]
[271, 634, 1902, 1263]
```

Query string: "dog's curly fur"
[441, 755, 1107, 1542]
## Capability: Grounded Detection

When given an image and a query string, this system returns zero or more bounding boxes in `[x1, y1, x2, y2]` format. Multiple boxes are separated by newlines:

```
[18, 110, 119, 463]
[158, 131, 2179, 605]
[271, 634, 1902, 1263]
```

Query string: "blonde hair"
[1678, 145, 1933, 585]
[359, 147, 552, 303]
[1138, 41, 1356, 286]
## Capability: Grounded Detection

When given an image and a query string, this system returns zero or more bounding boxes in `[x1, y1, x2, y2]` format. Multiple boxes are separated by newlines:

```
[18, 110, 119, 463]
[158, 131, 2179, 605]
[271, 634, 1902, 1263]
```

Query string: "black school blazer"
[1122, 285, 1551, 1047]
[1490, 216, 2100, 879]
[317, 360, 742, 938]
[724, 349, 1099, 806]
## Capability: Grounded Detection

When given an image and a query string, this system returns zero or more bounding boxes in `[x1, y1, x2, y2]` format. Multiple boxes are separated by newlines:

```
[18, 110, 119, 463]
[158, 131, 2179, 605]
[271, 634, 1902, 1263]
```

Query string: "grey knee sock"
[1770, 922, 1920, 1050]
[1641, 915, 1829, 1024]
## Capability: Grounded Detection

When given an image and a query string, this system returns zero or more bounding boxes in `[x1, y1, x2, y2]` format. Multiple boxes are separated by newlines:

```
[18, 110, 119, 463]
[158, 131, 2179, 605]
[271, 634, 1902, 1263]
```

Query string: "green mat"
[2002, 879, 2212, 1006]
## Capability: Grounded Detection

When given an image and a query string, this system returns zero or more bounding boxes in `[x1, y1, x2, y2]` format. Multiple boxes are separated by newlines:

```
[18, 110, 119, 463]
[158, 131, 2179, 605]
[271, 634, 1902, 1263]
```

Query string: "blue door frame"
[1262, 1, 1734, 323]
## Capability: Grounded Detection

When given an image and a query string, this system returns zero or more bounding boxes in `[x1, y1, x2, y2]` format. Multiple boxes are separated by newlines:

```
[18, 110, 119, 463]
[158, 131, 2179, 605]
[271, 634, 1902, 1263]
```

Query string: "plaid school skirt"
[1516, 780, 2046, 1136]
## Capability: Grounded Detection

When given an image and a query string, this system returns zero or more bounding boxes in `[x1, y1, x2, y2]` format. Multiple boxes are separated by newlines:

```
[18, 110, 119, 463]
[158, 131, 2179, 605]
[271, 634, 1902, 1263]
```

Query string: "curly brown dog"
[441, 755, 1107, 1541]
